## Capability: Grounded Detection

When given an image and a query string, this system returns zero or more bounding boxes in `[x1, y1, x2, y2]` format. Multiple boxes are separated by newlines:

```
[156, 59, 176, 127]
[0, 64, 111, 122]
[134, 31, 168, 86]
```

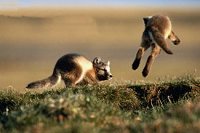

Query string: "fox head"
[93, 57, 113, 81]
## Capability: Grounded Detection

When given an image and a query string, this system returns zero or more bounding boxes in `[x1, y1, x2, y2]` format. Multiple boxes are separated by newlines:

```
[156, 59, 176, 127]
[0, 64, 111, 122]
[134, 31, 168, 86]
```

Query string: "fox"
[26, 53, 112, 89]
[132, 15, 181, 77]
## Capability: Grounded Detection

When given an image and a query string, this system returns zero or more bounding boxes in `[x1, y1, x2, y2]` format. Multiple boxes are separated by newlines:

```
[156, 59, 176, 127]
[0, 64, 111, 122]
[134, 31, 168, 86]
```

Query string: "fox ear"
[143, 17, 149, 26]
[143, 16, 152, 26]
[107, 61, 110, 66]
[93, 57, 102, 65]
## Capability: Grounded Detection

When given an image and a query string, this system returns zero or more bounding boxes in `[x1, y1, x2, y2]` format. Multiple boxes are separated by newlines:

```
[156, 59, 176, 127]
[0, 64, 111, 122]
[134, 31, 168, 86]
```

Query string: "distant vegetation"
[0, 8, 200, 89]
[0, 75, 199, 133]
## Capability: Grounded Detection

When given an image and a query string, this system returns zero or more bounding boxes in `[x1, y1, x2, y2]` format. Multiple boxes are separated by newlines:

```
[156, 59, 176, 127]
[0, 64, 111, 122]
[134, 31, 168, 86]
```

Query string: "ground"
[0, 75, 199, 133]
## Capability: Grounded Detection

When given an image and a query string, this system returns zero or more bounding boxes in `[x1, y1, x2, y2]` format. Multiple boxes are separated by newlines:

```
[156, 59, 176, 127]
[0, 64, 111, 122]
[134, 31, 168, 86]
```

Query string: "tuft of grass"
[0, 75, 200, 133]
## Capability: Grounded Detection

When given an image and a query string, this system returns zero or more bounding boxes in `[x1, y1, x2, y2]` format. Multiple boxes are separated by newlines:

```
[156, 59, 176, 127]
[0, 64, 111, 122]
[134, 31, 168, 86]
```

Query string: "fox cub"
[26, 53, 112, 89]
[132, 15, 180, 77]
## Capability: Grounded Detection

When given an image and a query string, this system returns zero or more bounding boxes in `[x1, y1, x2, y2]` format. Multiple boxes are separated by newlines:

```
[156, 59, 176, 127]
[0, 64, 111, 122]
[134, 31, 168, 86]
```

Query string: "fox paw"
[132, 59, 140, 70]
[142, 69, 149, 77]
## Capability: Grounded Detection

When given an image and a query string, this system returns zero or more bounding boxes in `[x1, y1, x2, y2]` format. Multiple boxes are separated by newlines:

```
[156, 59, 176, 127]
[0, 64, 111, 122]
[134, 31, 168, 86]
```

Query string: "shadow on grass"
[128, 77, 200, 108]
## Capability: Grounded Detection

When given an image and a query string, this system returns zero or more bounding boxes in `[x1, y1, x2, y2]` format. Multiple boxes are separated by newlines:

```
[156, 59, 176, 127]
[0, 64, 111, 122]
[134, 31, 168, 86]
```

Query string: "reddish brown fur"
[132, 15, 180, 77]
[26, 54, 112, 89]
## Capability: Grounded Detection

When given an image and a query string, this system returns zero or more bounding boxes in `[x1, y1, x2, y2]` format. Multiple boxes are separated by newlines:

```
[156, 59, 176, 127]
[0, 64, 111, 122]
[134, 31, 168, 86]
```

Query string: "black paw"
[142, 68, 149, 77]
[166, 49, 173, 55]
[132, 59, 140, 70]
[173, 39, 181, 45]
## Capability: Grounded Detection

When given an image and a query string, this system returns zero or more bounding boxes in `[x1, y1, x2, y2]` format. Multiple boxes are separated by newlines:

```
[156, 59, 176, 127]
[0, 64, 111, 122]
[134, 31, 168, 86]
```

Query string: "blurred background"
[0, 0, 200, 90]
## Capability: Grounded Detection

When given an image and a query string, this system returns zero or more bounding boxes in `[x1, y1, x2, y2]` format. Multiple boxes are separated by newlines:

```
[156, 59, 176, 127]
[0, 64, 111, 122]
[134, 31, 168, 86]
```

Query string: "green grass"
[0, 75, 200, 133]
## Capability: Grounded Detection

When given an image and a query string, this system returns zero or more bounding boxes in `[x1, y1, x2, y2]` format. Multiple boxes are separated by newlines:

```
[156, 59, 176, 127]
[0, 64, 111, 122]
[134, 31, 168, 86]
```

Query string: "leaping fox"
[132, 15, 181, 77]
[26, 53, 112, 89]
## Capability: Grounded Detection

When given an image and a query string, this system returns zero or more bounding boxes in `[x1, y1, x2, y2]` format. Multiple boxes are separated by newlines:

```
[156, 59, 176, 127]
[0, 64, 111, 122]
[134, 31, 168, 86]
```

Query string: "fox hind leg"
[63, 74, 84, 87]
[63, 68, 84, 87]
[132, 47, 144, 70]
[63, 78, 74, 87]
[132, 44, 150, 70]
[142, 44, 160, 77]
[149, 27, 173, 54]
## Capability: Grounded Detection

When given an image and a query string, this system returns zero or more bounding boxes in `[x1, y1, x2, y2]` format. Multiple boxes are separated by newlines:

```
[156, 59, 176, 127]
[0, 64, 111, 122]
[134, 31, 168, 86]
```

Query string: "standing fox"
[26, 53, 112, 89]
[132, 15, 181, 77]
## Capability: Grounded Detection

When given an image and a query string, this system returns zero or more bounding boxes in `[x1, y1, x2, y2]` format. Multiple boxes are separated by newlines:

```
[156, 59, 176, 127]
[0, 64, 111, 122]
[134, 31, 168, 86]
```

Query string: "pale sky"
[0, 0, 200, 9]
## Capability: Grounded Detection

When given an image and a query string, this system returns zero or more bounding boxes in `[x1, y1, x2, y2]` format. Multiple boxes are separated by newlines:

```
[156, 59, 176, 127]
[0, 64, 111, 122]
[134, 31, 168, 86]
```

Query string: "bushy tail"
[148, 26, 173, 54]
[26, 72, 61, 89]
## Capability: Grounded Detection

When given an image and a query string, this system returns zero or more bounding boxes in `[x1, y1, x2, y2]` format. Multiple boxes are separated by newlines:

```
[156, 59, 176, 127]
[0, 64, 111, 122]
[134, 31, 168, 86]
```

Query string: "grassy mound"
[0, 75, 199, 133]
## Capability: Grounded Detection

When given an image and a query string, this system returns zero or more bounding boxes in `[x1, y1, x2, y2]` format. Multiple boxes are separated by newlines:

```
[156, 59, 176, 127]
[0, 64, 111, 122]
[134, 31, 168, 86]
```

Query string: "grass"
[0, 75, 199, 133]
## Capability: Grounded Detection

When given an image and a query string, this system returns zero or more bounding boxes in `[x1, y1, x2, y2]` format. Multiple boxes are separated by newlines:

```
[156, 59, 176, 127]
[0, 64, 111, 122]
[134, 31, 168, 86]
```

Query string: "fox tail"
[26, 71, 61, 89]
[148, 26, 173, 54]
